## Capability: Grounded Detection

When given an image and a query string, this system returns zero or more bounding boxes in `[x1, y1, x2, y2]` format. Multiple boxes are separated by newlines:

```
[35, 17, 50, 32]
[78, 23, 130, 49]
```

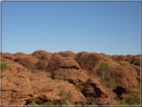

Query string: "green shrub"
[125, 93, 140, 105]
[69, 72, 71, 76]
[69, 101, 75, 105]
[29, 100, 41, 107]
[67, 95, 74, 105]
[126, 61, 131, 64]
[29, 76, 34, 81]
[64, 75, 67, 79]
[120, 100, 128, 105]
[47, 74, 51, 78]
[137, 84, 140, 89]
[0, 62, 8, 71]
[126, 60, 137, 65]
[65, 100, 69, 105]
[41, 101, 51, 105]
[18, 68, 20, 72]
[96, 78, 100, 82]
[54, 74, 59, 79]
[120, 93, 140, 105]
[86, 97, 96, 105]
[30, 100, 38, 105]
[106, 101, 110, 105]
[39, 90, 72, 105]
[59, 90, 69, 105]
[133, 61, 137, 65]
[27, 64, 37, 73]
[50, 99, 60, 105]
[114, 96, 120, 101]
[41, 99, 60, 105]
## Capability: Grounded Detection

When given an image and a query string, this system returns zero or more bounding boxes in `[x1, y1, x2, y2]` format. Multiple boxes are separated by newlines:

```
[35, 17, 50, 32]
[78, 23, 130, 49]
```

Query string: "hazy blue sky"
[2, 2, 140, 55]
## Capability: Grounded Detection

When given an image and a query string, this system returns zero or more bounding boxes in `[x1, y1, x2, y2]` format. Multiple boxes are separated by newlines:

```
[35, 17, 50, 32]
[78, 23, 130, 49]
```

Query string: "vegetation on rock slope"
[1, 51, 141, 106]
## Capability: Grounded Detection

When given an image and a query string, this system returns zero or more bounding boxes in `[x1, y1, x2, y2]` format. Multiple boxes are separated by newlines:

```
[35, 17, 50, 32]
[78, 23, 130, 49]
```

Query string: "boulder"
[120, 94, 129, 100]
[14, 55, 38, 67]
[58, 51, 75, 58]
[46, 53, 80, 73]
[31, 50, 52, 70]
[2, 53, 14, 60]
[74, 52, 112, 77]
[111, 55, 126, 62]
[13, 52, 27, 59]
[109, 62, 139, 95]
[1, 61, 33, 105]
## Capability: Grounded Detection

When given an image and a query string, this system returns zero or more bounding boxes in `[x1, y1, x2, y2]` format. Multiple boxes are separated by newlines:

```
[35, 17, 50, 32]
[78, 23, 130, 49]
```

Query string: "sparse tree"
[97, 63, 117, 100]
[105, 77, 117, 99]
[86, 97, 96, 105]
[59, 90, 68, 105]
[97, 63, 111, 86]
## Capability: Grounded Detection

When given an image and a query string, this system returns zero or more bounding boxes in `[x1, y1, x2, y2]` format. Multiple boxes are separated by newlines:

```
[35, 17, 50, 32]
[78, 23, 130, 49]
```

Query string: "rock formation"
[0, 50, 141, 106]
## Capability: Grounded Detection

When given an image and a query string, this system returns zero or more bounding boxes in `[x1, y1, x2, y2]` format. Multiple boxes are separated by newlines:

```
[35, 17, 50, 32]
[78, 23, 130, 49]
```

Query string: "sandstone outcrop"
[14, 55, 38, 68]
[2, 53, 14, 60]
[1, 50, 141, 106]
[74, 52, 112, 78]
[58, 51, 75, 58]
[30, 50, 52, 70]
[46, 53, 80, 73]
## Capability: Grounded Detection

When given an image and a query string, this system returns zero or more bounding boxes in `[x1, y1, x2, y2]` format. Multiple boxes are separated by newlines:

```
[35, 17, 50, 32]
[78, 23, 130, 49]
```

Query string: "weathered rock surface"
[30, 50, 52, 70]
[14, 55, 38, 68]
[46, 53, 80, 73]
[58, 51, 75, 58]
[3, 53, 14, 60]
[1, 51, 141, 106]
[74, 52, 112, 78]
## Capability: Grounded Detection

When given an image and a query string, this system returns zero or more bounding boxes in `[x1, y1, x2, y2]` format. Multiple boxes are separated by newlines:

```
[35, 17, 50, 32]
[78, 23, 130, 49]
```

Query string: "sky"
[1, 1, 141, 55]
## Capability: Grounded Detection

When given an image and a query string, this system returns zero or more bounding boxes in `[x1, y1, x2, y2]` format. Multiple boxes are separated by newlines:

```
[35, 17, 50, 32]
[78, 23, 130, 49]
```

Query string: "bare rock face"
[111, 55, 126, 62]
[109, 61, 139, 95]
[2, 77, 33, 105]
[31, 50, 52, 70]
[1, 56, 86, 105]
[50, 68, 110, 104]
[83, 78, 109, 100]
[133, 55, 141, 66]
[58, 51, 76, 58]
[46, 53, 80, 73]
[12, 52, 39, 68]
[125, 54, 141, 66]
[46, 52, 112, 104]
[29, 78, 87, 104]
[74, 52, 112, 77]
[120, 94, 129, 100]
[74, 52, 140, 100]
[13, 52, 27, 59]
[131, 65, 140, 83]
[1, 51, 141, 106]
[2, 58, 33, 105]
[3, 53, 14, 60]
[14, 55, 38, 67]
[108, 99, 120, 105]
[2, 58, 27, 76]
